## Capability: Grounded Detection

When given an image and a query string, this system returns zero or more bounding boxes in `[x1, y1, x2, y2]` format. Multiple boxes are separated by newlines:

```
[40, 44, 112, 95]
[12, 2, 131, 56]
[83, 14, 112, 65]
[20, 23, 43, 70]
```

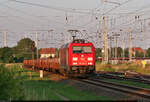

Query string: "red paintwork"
[69, 43, 95, 66]
[24, 40, 95, 73]
[59, 42, 95, 69]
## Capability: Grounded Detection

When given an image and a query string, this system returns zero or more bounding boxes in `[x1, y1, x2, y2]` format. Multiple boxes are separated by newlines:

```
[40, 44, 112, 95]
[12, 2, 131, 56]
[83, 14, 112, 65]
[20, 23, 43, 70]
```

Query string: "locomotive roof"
[60, 41, 93, 48]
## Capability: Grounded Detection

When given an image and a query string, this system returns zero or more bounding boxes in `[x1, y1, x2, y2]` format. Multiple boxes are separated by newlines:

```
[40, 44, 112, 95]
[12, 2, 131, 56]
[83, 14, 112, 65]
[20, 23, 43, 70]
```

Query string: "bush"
[0, 64, 24, 100]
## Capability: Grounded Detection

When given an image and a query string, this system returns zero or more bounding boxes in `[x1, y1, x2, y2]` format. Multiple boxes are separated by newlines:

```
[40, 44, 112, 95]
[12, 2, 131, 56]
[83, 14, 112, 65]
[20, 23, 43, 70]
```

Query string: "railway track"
[25, 67, 150, 100]
[76, 78, 150, 100]
[96, 71, 150, 85]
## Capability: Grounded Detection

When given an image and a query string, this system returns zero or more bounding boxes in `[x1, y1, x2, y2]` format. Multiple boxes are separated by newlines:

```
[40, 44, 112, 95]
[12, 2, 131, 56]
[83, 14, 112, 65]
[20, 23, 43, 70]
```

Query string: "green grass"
[96, 62, 150, 75]
[23, 80, 110, 101]
[8, 63, 150, 100]
[96, 62, 116, 72]
[23, 80, 62, 100]
[0, 64, 24, 100]
[100, 77, 150, 89]
[7, 64, 111, 101]
[48, 81, 110, 100]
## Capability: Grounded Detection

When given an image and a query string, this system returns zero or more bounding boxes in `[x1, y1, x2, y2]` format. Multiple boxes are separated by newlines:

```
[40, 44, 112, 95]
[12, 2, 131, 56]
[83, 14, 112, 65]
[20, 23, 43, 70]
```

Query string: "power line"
[4, 3, 89, 29]
[9, 0, 94, 14]
[78, 0, 134, 29]
[100, 0, 134, 16]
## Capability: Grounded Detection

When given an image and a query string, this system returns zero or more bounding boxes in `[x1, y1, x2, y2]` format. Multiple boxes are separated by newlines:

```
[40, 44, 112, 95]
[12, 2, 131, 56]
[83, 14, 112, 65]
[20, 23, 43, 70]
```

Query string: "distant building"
[132, 47, 146, 57]
[40, 48, 56, 58]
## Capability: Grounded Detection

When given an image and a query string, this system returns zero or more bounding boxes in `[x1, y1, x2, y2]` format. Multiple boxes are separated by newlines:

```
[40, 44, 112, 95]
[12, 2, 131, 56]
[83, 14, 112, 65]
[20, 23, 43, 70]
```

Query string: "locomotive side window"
[72, 46, 92, 53]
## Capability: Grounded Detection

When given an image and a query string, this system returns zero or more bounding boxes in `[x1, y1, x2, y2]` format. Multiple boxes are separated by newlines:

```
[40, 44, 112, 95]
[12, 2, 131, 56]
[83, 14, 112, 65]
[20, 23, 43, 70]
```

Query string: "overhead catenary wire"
[9, 0, 95, 14]
[0, 2, 88, 30]
[0, 0, 150, 49]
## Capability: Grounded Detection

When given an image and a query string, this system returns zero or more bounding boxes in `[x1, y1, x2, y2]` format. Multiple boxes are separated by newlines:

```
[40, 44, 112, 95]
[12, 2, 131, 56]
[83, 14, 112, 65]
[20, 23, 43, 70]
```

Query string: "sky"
[0, 0, 150, 49]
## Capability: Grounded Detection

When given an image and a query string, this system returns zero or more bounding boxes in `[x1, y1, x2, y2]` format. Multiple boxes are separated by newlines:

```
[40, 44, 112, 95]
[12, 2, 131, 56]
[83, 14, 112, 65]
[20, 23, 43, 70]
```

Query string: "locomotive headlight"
[88, 62, 93, 65]
[73, 57, 78, 61]
[88, 57, 93, 61]
[73, 62, 77, 65]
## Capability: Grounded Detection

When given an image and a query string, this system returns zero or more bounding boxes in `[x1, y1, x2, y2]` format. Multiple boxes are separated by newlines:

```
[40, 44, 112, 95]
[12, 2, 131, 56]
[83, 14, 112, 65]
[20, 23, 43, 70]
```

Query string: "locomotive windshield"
[72, 46, 92, 53]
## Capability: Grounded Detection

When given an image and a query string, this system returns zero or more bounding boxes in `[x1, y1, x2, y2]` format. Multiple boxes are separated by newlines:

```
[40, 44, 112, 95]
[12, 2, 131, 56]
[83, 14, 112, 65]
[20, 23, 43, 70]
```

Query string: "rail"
[96, 71, 150, 84]
[76, 78, 150, 100]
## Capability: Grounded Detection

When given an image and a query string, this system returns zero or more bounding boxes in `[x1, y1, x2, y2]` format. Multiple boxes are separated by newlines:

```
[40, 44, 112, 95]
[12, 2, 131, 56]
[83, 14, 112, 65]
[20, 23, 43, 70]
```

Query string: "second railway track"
[75, 78, 150, 100]
[96, 71, 150, 85]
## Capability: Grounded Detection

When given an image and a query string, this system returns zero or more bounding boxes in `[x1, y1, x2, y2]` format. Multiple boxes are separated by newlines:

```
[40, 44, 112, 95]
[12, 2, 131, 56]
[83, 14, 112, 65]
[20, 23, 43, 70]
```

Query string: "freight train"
[24, 39, 95, 77]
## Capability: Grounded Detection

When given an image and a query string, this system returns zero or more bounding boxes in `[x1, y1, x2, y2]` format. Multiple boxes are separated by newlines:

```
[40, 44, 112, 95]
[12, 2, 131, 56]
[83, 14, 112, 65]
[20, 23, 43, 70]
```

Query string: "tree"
[117, 47, 123, 57]
[0, 38, 36, 63]
[110, 47, 123, 58]
[135, 50, 144, 57]
[146, 48, 150, 57]
[0, 47, 13, 63]
[13, 38, 36, 62]
[0, 64, 24, 100]
[125, 48, 129, 57]
[95, 48, 102, 59]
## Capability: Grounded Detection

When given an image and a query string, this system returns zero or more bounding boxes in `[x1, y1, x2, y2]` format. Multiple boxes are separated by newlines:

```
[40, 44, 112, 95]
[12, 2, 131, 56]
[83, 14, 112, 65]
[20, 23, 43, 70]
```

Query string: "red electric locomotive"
[24, 38, 95, 77]
[59, 39, 95, 76]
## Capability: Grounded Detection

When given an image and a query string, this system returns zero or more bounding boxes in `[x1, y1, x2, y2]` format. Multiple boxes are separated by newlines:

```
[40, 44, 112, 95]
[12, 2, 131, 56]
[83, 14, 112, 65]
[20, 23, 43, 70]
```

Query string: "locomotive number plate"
[80, 58, 85, 60]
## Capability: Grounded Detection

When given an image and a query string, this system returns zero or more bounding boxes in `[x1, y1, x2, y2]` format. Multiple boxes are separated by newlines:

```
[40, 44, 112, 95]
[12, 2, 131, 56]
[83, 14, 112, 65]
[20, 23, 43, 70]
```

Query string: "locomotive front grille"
[71, 66, 94, 71]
